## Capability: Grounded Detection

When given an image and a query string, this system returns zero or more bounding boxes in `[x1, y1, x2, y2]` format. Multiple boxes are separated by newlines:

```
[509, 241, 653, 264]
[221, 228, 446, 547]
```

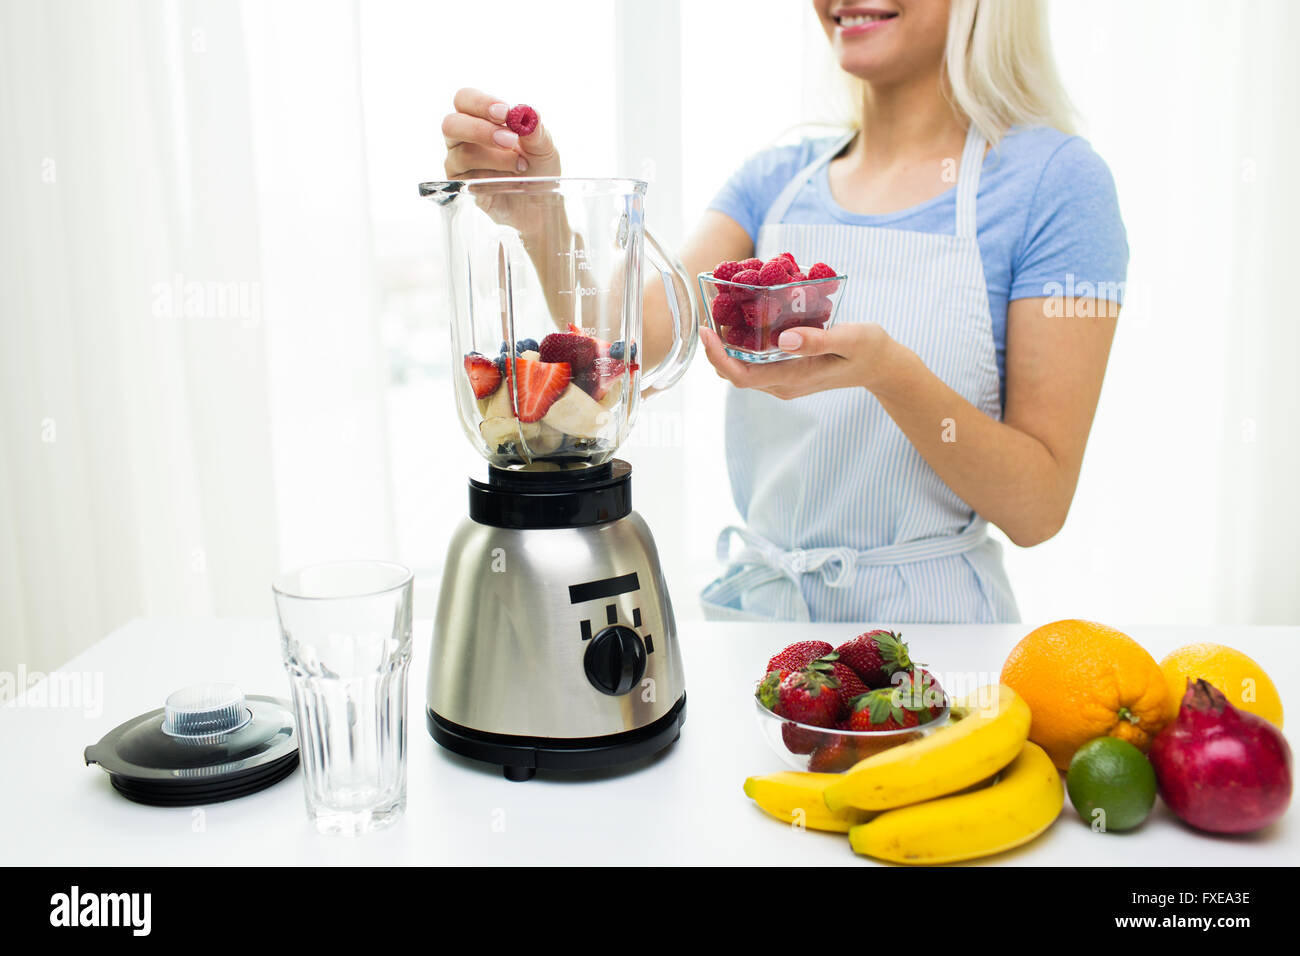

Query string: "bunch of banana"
[849, 740, 1062, 864]
[744, 684, 1064, 863]
[741, 772, 872, 833]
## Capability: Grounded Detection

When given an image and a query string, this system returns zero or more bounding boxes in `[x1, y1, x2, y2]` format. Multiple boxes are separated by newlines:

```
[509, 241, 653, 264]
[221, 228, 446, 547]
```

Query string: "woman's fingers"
[444, 87, 561, 178]
[452, 87, 510, 123]
[442, 112, 520, 151]
[517, 120, 556, 160]
[700, 328, 756, 385]
[775, 325, 834, 356]
[445, 142, 529, 178]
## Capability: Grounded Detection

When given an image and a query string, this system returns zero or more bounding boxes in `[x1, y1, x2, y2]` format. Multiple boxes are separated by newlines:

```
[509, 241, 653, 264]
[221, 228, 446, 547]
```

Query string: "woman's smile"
[832, 5, 900, 38]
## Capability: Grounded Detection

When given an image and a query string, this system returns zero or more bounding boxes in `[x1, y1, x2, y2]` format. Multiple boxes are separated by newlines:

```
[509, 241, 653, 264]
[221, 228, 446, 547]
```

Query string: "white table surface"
[2, 619, 1295, 866]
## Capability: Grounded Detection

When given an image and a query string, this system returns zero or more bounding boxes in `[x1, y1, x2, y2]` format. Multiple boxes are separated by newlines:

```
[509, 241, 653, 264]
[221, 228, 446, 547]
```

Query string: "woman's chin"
[837, 54, 906, 86]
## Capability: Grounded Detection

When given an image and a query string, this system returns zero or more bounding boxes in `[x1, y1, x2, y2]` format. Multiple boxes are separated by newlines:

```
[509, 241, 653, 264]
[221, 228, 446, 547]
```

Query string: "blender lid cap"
[85, 684, 298, 806]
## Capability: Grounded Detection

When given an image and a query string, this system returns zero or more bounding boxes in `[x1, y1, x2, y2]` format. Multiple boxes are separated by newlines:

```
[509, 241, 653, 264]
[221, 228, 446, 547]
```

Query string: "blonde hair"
[846, 0, 1076, 145]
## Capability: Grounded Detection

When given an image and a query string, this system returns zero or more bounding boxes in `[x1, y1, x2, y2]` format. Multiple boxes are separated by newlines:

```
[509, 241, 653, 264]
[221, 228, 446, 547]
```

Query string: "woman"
[441, 0, 1127, 623]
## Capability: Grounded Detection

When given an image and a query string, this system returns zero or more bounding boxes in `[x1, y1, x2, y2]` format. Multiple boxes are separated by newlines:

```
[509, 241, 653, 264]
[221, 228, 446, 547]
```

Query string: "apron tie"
[703, 523, 991, 621]
[718, 526, 860, 589]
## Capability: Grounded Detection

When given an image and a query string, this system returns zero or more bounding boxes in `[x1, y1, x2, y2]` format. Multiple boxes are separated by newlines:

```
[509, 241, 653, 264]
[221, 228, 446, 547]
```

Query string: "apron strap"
[761, 130, 857, 230]
[761, 125, 985, 236]
[954, 123, 987, 240]
[717, 521, 989, 578]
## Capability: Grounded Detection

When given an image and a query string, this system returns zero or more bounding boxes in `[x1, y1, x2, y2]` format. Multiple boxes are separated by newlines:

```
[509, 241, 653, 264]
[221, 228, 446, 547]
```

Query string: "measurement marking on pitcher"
[556, 250, 592, 272]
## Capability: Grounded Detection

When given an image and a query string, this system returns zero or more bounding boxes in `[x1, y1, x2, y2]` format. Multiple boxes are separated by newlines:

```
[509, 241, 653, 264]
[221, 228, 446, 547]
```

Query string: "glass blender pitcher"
[420, 177, 695, 780]
[419, 177, 697, 468]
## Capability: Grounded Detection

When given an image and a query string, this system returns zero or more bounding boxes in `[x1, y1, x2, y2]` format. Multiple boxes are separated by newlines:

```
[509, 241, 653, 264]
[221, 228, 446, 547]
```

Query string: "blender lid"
[85, 683, 298, 806]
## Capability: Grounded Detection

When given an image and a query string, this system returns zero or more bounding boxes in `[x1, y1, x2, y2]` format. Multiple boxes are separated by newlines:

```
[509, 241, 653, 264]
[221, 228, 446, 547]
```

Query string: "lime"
[1066, 737, 1157, 832]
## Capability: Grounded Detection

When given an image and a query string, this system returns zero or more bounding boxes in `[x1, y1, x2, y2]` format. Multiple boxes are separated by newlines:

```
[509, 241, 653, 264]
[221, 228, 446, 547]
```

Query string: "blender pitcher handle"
[639, 227, 698, 395]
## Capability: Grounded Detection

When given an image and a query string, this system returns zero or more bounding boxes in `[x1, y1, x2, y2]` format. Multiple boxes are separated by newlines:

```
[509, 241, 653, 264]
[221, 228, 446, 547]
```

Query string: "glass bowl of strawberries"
[753, 633, 950, 773]
[699, 254, 847, 363]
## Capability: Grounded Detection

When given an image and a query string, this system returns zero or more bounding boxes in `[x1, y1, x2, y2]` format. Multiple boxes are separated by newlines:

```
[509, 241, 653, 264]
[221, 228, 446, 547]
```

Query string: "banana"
[848, 741, 1063, 864]
[743, 772, 875, 832]
[823, 683, 1031, 811]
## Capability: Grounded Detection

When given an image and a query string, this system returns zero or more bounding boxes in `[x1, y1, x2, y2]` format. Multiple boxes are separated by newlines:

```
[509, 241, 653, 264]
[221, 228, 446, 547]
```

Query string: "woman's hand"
[442, 87, 561, 179]
[699, 322, 899, 399]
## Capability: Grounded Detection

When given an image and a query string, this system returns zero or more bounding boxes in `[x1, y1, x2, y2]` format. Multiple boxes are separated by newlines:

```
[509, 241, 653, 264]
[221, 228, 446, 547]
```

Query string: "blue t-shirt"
[707, 126, 1129, 395]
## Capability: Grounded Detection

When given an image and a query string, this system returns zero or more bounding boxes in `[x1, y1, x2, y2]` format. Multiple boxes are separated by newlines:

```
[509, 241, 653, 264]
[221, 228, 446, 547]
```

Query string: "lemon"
[1066, 737, 1157, 833]
[1159, 642, 1283, 727]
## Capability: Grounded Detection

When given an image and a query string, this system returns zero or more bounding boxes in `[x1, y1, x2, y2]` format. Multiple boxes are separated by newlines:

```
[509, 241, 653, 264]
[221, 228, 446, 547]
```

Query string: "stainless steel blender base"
[426, 694, 685, 781]
[427, 464, 687, 778]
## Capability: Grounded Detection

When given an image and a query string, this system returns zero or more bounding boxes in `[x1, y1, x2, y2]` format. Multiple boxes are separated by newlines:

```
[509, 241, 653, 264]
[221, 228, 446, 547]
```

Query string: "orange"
[1000, 620, 1170, 771]
[1159, 643, 1283, 728]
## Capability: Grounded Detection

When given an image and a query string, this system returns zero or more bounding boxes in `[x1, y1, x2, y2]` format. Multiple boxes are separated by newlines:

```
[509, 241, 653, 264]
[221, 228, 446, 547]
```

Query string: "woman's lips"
[834, 9, 899, 37]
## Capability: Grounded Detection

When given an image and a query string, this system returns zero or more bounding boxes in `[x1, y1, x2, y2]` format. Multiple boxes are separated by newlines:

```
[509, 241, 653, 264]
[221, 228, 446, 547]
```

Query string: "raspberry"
[757, 259, 792, 286]
[712, 260, 744, 283]
[538, 331, 596, 371]
[737, 258, 763, 272]
[711, 293, 741, 326]
[807, 262, 836, 280]
[723, 324, 763, 351]
[730, 268, 762, 287]
[505, 104, 540, 137]
[778, 252, 800, 271]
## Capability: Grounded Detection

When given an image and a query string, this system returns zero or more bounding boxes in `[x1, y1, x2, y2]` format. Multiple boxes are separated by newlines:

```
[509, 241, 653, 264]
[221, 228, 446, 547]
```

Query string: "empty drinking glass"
[272, 561, 413, 835]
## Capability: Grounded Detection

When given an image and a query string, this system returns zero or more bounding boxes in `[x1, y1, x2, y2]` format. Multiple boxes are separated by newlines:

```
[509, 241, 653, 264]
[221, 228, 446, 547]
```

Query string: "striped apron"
[700, 125, 1019, 623]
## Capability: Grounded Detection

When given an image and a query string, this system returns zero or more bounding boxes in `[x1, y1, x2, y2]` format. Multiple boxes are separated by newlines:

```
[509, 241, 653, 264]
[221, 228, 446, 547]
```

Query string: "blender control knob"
[583, 626, 647, 696]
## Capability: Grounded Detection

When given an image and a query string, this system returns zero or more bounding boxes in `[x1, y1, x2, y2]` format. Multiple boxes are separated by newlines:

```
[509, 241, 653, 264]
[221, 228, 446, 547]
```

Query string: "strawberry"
[807, 734, 859, 772]
[765, 640, 833, 675]
[781, 721, 821, 756]
[847, 687, 923, 732]
[891, 667, 948, 722]
[828, 661, 869, 718]
[504, 357, 571, 422]
[575, 357, 628, 401]
[835, 629, 913, 688]
[464, 353, 502, 398]
[539, 332, 597, 372]
[755, 669, 786, 710]
[566, 323, 613, 357]
[774, 667, 840, 728]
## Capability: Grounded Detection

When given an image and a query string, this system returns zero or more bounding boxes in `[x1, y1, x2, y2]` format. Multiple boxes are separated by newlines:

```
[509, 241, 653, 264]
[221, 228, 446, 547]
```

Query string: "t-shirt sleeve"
[1009, 137, 1129, 306]
[706, 141, 820, 243]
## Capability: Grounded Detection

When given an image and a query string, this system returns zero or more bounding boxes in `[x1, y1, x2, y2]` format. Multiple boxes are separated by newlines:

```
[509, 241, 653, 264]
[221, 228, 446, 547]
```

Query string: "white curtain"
[0, 0, 391, 678]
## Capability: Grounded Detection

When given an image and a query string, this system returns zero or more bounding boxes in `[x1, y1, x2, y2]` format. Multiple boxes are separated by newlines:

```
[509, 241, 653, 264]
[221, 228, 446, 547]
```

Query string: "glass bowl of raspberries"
[699, 254, 847, 363]
[753, 633, 950, 773]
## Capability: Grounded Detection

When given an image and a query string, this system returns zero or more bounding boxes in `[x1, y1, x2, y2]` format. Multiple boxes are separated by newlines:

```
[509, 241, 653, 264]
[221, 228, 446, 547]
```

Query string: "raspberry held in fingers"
[506, 104, 540, 137]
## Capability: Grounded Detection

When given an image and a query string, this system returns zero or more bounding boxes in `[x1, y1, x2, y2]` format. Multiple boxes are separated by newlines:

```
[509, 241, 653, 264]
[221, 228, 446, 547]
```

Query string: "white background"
[2, 0, 1298, 677]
